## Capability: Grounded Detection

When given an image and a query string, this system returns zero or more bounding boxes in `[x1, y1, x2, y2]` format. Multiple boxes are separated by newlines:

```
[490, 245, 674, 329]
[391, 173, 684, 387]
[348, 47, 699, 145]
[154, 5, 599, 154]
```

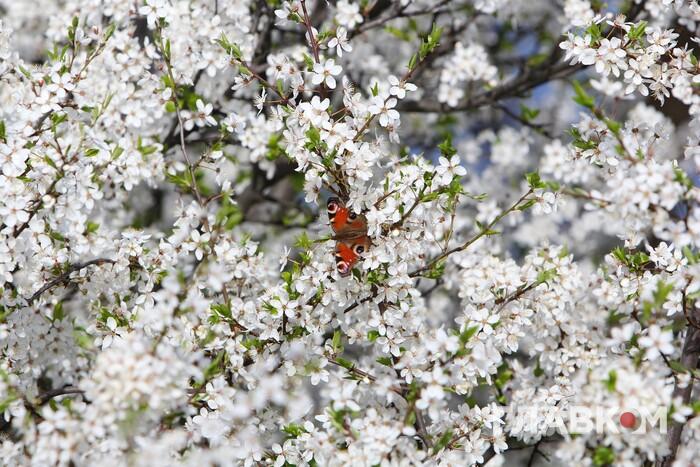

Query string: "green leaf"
[50, 230, 65, 241]
[593, 446, 615, 466]
[376, 357, 392, 366]
[295, 231, 312, 250]
[332, 329, 344, 353]
[282, 423, 307, 438]
[334, 357, 354, 370]
[111, 146, 124, 160]
[50, 112, 68, 134]
[52, 302, 64, 321]
[494, 364, 512, 389]
[104, 23, 116, 41]
[276, 79, 285, 98]
[405, 409, 417, 426]
[202, 351, 226, 381]
[607, 310, 624, 326]
[525, 171, 544, 189]
[459, 325, 479, 344]
[423, 260, 445, 280]
[526, 52, 549, 67]
[674, 166, 693, 190]
[536, 268, 557, 284]
[67, 16, 79, 43]
[669, 360, 688, 374]
[438, 134, 457, 157]
[266, 132, 286, 161]
[304, 126, 323, 152]
[572, 80, 595, 109]
[182, 89, 201, 111]
[604, 118, 621, 135]
[85, 221, 99, 234]
[433, 430, 452, 453]
[627, 21, 647, 41]
[302, 53, 314, 71]
[211, 303, 232, 320]
[605, 370, 617, 392]
[43, 155, 58, 170]
[519, 104, 540, 122]
[420, 192, 441, 203]
[367, 330, 380, 342]
[653, 281, 674, 307]
[165, 171, 192, 191]
[407, 53, 418, 71]
[517, 199, 537, 211]
[586, 23, 602, 45]
[216, 33, 242, 60]
[533, 359, 544, 377]
[215, 195, 243, 230]
[18, 65, 32, 79]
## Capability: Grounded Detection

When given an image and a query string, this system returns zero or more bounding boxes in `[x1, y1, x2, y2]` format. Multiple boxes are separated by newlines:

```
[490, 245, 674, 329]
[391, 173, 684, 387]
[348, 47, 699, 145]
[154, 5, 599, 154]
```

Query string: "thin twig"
[327, 358, 404, 395]
[410, 189, 533, 277]
[26, 258, 115, 305]
[496, 104, 554, 138]
[38, 386, 85, 405]
[399, 0, 648, 114]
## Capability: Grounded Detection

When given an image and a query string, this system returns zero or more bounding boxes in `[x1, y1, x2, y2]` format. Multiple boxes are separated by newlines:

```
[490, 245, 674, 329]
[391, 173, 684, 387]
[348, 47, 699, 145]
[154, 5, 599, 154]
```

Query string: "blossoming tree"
[1, 0, 700, 465]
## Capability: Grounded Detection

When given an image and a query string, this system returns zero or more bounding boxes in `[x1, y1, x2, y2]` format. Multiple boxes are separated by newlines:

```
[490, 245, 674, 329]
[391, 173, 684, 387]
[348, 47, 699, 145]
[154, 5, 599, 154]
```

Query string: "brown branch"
[398, 58, 580, 114]
[341, 290, 378, 314]
[655, 326, 700, 467]
[352, 0, 452, 37]
[300, 0, 321, 63]
[26, 258, 115, 305]
[398, 0, 647, 114]
[494, 280, 540, 307]
[38, 386, 85, 405]
[327, 358, 404, 395]
[478, 436, 560, 466]
[527, 439, 549, 467]
[11, 177, 60, 238]
[496, 103, 554, 138]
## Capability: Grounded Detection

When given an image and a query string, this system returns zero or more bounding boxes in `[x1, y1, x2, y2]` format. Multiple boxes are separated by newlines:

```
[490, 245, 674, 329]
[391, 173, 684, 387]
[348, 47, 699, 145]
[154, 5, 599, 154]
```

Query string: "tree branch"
[398, 0, 647, 114]
[398, 59, 581, 114]
[38, 386, 85, 405]
[409, 189, 533, 277]
[352, 0, 453, 37]
[656, 326, 700, 467]
[26, 258, 115, 305]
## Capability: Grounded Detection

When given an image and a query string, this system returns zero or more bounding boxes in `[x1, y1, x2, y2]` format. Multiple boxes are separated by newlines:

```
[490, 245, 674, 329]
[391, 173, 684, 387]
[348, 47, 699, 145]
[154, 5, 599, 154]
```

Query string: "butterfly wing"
[327, 197, 367, 238]
[327, 197, 371, 276]
[335, 236, 371, 277]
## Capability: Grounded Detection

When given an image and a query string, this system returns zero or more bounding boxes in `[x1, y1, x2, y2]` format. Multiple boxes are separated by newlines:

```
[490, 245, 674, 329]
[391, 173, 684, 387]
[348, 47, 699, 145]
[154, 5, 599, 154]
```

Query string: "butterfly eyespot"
[327, 202, 338, 213]
[349, 212, 357, 220]
[354, 245, 365, 255]
[337, 261, 349, 275]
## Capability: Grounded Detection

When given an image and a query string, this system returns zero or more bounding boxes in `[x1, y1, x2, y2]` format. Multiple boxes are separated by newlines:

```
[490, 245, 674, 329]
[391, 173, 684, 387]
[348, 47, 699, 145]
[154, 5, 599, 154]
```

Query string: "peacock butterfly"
[326, 197, 371, 277]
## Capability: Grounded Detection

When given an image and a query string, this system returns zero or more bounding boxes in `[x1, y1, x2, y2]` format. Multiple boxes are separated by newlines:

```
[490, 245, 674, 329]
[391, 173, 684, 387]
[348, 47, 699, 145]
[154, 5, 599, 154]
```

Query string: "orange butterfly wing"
[327, 197, 370, 276]
[335, 237, 371, 277]
[327, 197, 367, 235]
